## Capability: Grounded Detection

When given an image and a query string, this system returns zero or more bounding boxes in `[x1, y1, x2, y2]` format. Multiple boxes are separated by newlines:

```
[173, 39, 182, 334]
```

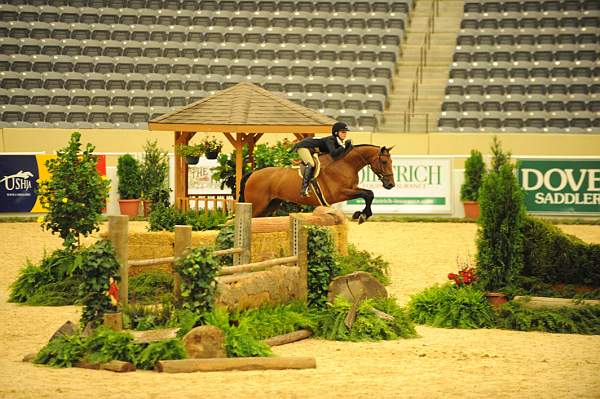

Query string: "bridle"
[354, 147, 394, 182]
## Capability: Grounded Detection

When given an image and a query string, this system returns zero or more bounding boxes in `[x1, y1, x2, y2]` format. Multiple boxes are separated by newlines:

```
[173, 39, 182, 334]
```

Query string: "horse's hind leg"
[263, 199, 282, 216]
[249, 196, 272, 217]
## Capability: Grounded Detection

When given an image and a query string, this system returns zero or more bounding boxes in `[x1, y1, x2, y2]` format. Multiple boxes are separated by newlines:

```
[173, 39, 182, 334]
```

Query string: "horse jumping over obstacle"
[241, 145, 395, 222]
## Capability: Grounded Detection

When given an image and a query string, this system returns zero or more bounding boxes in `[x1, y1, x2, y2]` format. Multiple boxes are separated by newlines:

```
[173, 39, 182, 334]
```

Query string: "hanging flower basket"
[205, 150, 220, 160]
[185, 155, 200, 165]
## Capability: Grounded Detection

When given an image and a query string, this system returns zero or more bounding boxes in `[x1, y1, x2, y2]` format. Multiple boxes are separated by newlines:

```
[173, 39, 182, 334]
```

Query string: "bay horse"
[241, 145, 395, 221]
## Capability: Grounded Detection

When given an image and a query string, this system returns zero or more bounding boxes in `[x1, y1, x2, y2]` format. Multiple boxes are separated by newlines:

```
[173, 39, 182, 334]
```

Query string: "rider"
[293, 121, 352, 197]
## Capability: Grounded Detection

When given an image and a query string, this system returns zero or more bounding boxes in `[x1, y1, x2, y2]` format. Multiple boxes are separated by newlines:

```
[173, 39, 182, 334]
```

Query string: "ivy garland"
[307, 226, 340, 309]
[79, 240, 121, 327]
[174, 247, 221, 317]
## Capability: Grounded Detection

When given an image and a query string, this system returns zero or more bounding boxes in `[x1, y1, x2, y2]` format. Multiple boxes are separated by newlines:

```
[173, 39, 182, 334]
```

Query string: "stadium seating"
[0, 0, 412, 129]
[439, 0, 600, 132]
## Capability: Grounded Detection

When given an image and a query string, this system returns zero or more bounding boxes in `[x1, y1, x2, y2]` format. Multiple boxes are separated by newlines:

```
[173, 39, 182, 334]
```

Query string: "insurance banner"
[0, 155, 106, 213]
[518, 159, 600, 214]
[341, 157, 453, 214]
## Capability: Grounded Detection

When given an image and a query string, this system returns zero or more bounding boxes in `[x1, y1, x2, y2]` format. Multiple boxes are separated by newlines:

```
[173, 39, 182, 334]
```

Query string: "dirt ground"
[1, 221, 599, 399]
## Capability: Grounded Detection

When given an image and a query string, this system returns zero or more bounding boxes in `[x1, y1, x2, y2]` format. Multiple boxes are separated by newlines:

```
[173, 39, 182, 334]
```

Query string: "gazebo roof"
[148, 81, 336, 133]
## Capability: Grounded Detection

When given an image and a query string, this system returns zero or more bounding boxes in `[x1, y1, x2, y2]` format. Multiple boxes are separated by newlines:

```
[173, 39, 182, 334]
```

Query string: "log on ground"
[263, 330, 312, 347]
[75, 360, 136, 372]
[155, 357, 316, 373]
[513, 296, 600, 309]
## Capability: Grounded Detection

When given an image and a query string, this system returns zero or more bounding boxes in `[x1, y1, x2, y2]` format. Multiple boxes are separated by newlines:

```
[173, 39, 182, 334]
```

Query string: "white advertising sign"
[187, 158, 230, 195]
[341, 157, 453, 214]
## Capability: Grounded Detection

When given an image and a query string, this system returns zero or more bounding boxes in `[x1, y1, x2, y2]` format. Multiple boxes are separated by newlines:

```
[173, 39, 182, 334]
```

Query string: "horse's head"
[370, 146, 395, 189]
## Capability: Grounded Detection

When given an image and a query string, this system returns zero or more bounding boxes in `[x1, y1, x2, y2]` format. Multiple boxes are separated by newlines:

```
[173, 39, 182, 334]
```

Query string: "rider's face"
[338, 130, 348, 140]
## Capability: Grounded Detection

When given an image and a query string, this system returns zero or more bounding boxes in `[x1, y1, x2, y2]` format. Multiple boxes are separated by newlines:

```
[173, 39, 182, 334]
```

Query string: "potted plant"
[117, 154, 142, 218]
[176, 143, 204, 165]
[200, 135, 223, 160]
[460, 149, 486, 219]
[140, 140, 169, 217]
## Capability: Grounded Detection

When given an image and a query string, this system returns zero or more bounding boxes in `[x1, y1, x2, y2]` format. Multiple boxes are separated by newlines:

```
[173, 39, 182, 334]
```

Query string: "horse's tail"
[238, 171, 252, 202]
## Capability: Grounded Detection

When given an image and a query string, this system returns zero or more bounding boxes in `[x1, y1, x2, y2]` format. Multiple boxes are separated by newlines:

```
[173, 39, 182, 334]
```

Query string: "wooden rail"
[217, 256, 298, 276]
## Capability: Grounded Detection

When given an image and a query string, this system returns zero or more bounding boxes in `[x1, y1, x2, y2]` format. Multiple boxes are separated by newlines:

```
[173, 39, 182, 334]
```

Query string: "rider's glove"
[344, 139, 353, 149]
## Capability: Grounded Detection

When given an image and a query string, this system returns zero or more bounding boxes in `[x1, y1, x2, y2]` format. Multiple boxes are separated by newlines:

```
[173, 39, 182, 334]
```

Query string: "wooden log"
[513, 296, 600, 309]
[103, 312, 123, 332]
[155, 357, 316, 373]
[213, 247, 242, 257]
[108, 215, 129, 307]
[217, 256, 298, 275]
[263, 330, 313, 347]
[174, 225, 192, 301]
[75, 360, 135, 372]
[128, 256, 175, 267]
[251, 216, 290, 233]
[129, 327, 179, 344]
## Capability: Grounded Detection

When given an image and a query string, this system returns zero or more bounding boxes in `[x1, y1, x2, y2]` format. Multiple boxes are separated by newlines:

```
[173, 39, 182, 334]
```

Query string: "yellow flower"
[101, 175, 108, 180]
[37, 216, 44, 223]
[36, 179, 41, 183]
[62, 198, 68, 203]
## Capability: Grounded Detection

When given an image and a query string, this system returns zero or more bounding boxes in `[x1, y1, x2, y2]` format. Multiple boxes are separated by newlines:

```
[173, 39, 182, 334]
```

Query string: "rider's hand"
[344, 139, 353, 149]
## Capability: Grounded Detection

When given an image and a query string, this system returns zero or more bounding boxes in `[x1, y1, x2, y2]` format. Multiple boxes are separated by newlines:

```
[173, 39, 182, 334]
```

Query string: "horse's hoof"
[358, 214, 366, 224]
[352, 211, 362, 220]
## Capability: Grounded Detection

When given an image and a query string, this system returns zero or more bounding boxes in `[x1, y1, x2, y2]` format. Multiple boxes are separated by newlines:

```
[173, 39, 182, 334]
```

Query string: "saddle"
[293, 154, 330, 206]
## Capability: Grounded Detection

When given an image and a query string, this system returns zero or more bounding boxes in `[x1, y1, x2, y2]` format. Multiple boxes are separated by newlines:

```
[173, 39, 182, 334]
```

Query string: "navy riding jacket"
[292, 135, 347, 160]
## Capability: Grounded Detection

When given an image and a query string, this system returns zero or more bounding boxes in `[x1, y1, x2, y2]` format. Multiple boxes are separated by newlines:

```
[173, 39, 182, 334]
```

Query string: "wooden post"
[108, 215, 128, 307]
[234, 202, 252, 265]
[290, 215, 308, 301]
[173, 225, 192, 301]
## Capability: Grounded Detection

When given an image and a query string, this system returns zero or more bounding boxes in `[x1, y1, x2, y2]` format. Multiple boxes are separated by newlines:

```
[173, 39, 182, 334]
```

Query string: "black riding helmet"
[331, 121, 350, 136]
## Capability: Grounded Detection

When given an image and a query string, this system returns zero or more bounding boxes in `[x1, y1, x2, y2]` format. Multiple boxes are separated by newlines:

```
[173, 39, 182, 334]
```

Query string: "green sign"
[518, 159, 600, 214]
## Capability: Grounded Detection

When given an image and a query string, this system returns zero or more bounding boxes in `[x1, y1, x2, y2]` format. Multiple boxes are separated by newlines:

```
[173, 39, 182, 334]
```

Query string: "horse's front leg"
[342, 188, 374, 224]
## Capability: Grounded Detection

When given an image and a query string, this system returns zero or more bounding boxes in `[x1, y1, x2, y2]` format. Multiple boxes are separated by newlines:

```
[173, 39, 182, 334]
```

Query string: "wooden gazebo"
[148, 82, 337, 208]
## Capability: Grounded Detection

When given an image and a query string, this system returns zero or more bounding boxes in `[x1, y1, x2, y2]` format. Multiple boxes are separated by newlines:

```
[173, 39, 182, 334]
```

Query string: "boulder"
[182, 326, 227, 359]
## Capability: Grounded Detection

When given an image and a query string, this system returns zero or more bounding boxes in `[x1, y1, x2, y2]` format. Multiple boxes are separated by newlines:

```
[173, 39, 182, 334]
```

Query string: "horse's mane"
[352, 144, 380, 148]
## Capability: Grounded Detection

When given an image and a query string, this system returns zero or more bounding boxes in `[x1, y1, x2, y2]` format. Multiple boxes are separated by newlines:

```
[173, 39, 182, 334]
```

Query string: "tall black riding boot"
[300, 165, 314, 197]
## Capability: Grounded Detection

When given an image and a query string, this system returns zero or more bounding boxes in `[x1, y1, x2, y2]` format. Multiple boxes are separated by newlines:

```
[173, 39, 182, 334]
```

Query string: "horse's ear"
[380, 146, 394, 154]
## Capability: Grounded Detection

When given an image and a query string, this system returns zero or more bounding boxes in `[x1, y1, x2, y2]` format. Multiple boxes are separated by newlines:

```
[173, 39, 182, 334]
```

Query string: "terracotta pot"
[143, 200, 153, 217]
[463, 201, 480, 219]
[118, 199, 140, 219]
[485, 292, 508, 309]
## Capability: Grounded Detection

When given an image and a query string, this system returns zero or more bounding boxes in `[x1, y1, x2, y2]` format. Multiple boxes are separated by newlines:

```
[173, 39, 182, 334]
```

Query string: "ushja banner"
[0, 155, 106, 213]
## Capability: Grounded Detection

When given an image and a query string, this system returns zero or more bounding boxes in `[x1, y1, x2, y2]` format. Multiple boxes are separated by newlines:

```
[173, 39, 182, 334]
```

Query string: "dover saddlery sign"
[518, 159, 600, 214]
[342, 157, 452, 214]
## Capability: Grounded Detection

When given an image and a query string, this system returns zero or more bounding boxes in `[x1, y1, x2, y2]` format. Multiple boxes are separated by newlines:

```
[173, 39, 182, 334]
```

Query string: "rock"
[48, 321, 76, 343]
[327, 271, 388, 304]
[182, 326, 227, 359]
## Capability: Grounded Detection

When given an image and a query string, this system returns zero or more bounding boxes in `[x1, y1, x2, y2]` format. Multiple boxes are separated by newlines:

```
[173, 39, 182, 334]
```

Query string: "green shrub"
[117, 154, 142, 199]
[233, 301, 316, 340]
[495, 302, 600, 334]
[9, 247, 85, 306]
[34, 334, 86, 368]
[336, 244, 391, 285]
[307, 226, 340, 308]
[460, 149, 486, 201]
[79, 240, 121, 327]
[215, 223, 234, 265]
[476, 161, 526, 291]
[129, 271, 174, 304]
[140, 140, 169, 204]
[521, 217, 600, 286]
[37, 132, 110, 249]
[133, 339, 186, 370]
[148, 205, 227, 232]
[407, 284, 495, 329]
[315, 297, 417, 341]
[204, 308, 272, 357]
[174, 247, 221, 316]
